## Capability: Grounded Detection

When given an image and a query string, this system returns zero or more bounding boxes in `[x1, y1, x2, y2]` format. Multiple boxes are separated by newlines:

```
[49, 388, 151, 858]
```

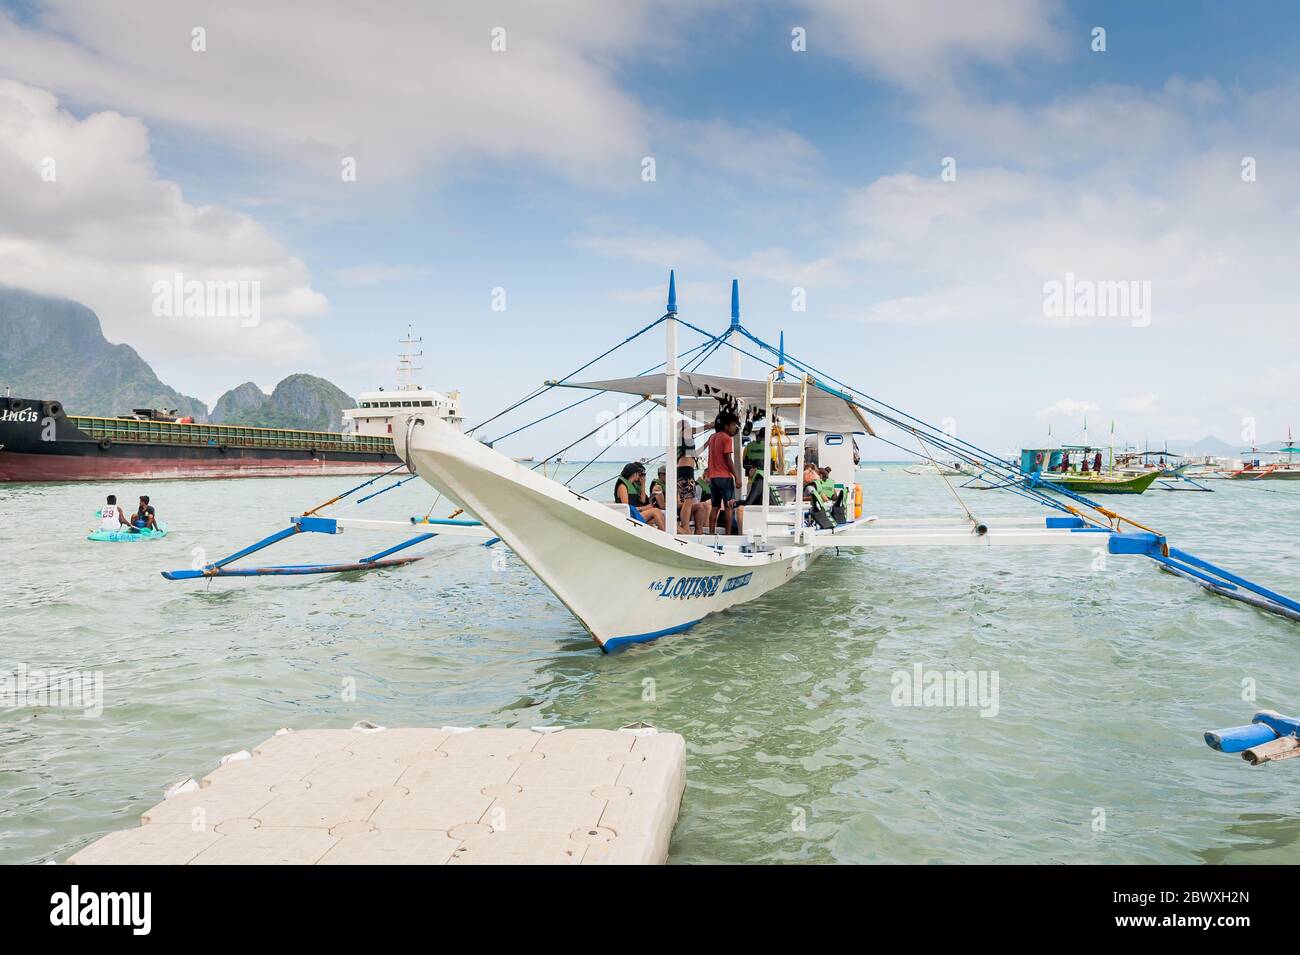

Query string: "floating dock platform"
[68, 723, 686, 865]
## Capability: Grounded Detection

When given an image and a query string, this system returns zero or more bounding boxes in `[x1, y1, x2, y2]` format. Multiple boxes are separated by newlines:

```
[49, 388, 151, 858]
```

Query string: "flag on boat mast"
[665, 271, 679, 532]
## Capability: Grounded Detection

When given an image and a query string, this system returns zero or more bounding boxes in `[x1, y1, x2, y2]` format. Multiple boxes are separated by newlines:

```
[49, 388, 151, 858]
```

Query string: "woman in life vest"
[615, 462, 665, 530]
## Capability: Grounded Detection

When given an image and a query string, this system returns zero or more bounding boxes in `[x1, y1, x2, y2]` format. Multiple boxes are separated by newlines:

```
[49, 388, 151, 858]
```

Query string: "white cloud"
[799, 0, 1065, 90]
[0, 1, 827, 206]
[0, 80, 326, 367]
[1037, 398, 1100, 420]
[1115, 393, 1159, 415]
[0, 1, 703, 188]
[611, 281, 728, 308]
[334, 264, 432, 287]
[834, 136, 1300, 336]
[675, 120, 821, 187]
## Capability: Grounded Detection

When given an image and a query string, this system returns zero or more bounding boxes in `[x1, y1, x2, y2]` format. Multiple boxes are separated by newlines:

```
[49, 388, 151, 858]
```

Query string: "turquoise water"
[2, 466, 1298, 864]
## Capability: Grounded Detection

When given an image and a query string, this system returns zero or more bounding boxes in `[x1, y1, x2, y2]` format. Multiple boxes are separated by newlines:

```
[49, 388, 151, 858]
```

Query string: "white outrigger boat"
[163, 274, 1300, 646]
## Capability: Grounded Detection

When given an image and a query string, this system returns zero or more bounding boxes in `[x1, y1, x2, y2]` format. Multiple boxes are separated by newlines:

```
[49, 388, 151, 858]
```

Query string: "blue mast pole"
[729, 279, 741, 376]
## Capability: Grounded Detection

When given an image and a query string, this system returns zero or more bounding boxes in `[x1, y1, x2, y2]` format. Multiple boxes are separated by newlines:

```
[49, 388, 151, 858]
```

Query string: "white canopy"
[554, 371, 876, 435]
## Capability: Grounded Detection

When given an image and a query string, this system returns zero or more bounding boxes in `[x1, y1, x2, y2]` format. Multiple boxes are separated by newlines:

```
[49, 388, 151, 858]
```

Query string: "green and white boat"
[1020, 447, 1160, 495]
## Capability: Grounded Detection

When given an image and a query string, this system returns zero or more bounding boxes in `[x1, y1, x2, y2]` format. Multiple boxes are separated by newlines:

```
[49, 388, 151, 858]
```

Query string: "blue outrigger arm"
[1204, 710, 1300, 765]
[1103, 532, 1300, 623]
[161, 515, 496, 580]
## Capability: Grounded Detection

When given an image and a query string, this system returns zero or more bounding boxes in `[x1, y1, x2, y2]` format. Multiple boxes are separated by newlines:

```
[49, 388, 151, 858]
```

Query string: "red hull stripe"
[0, 451, 398, 482]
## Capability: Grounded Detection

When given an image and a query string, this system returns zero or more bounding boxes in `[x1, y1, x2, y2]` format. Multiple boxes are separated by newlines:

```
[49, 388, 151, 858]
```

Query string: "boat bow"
[400, 414, 812, 650]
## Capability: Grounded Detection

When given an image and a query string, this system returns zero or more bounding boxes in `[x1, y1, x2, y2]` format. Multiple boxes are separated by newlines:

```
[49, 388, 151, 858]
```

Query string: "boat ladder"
[758, 368, 811, 545]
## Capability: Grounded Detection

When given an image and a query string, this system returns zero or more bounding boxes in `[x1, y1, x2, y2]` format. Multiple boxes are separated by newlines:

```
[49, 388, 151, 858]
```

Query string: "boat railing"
[68, 415, 394, 455]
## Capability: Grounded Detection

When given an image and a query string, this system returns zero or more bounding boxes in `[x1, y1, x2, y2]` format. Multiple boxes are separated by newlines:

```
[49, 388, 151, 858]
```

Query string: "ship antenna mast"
[397, 324, 423, 390]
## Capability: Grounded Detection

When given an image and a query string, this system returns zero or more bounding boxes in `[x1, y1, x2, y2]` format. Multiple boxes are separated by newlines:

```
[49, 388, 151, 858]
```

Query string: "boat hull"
[1044, 470, 1160, 494]
[1228, 468, 1300, 480]
[401, 414, 818, 650]
[0, 396, 399, 482]
[0, 448, 398, 482]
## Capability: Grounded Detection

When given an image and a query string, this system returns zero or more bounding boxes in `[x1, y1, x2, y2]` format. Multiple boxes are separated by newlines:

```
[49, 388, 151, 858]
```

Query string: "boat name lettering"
[721, 572, 752, 593]
[650, 572, 752, 600]
[0, 408, 40, 424]
[651, 574, 722, 600]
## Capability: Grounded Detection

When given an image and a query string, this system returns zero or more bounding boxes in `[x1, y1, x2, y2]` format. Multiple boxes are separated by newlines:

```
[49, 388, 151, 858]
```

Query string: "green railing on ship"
[67, 416, 395, 455]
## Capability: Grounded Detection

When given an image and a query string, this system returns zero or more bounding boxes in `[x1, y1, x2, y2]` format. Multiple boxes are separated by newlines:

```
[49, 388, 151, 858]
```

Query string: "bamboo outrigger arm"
[160, 515, 496, 580]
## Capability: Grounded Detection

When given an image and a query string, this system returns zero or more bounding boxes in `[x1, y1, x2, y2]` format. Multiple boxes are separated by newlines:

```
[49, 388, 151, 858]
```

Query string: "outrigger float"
[164, 273, 1300, 651]
[1205, 710, 1300, 765]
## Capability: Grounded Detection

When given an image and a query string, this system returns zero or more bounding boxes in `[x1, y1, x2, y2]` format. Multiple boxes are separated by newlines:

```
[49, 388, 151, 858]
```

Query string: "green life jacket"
[616, 476, 643, 506]
[816, 478, 837, 499]
[743, 440, 765, 469]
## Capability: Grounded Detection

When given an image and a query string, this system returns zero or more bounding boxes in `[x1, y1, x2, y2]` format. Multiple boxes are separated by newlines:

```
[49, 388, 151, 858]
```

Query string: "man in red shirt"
[704, 412, 741, 534]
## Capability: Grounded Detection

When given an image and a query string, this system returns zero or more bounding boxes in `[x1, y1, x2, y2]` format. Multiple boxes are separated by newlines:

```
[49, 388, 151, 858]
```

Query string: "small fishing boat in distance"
[1114, 450, 1214, 492]
[1019, 446, 1159, 494]
[1227, 429, 1300, 480]
[903, 461, 968, 477]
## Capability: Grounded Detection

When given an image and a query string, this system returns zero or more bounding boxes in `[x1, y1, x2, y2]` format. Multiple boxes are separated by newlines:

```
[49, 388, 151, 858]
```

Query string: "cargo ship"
[0, 332, 462, 483]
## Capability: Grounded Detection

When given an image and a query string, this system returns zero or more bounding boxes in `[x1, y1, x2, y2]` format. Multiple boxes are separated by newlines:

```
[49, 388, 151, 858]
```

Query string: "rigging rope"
[563, 330, 729, 491]
[464, 313, 671, 435]
[484, 335, 719, 448]
[671, 316, 1140, 531]
[914, 432, 978, 526]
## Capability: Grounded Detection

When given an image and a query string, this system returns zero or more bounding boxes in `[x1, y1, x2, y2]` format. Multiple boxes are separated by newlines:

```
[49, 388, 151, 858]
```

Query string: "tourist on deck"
[817, 466, 845, 509]
[704, 412, 740, 534]
[802, 462, 836, 522]
[655, 463, 710, 534]
[738, 460, 780, 532]
[615, 462, 665, 530]
[675, 416, 711, 535]
[743, 427, 767, 472]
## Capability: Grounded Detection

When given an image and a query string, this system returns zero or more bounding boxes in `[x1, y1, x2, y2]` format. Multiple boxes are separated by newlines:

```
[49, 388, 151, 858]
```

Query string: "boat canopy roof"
[554, 371, 876, 435]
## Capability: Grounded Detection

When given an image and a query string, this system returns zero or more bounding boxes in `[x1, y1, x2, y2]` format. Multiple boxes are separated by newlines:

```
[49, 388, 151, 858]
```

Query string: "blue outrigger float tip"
[1204, 710, 1300, 765]
[667, 269, 677, 315]
[730, 278, 740, 327]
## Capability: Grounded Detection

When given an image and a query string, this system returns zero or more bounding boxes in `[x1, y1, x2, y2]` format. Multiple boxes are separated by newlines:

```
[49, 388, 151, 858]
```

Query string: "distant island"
[0, 286, 355, 432]
[211, 375, 356, 432]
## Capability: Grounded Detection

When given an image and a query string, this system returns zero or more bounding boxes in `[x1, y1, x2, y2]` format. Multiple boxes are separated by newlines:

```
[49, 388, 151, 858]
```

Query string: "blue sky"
[2, 1, 1299, 457]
